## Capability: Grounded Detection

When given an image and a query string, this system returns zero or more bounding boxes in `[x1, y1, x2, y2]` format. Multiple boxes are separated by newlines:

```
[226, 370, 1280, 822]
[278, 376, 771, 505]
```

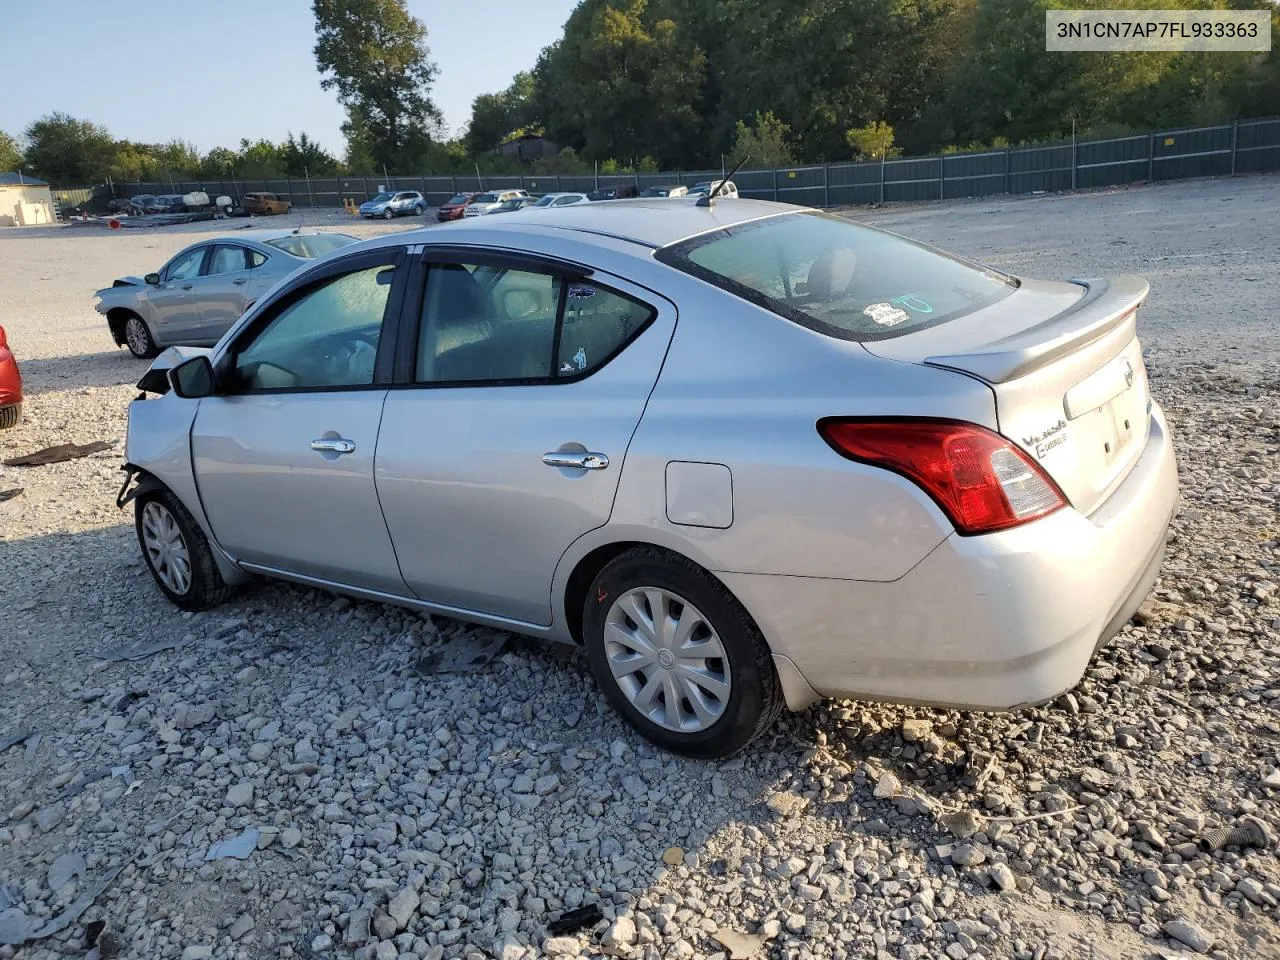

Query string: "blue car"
[359, 190, 427, 219]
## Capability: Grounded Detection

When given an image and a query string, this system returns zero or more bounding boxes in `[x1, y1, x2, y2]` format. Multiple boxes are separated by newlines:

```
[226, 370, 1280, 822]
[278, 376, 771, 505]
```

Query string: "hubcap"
[603, 587, 731, 733]
[141, 501, 191, 595]
[126, 318, 148, 355]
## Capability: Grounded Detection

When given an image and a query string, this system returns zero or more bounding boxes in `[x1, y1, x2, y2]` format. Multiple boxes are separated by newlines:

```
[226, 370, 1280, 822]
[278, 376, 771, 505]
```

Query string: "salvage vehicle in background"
[117, 198, 1177, 758]
[359, 190, 426, 219]
[491, 196, 539, 214]
[528, 192, 592, 209]
[463, 189, 531, 216]
[640, 184, 689, 198]
[95, 229, 359, 358]
[0, 325, 23, 429]
[688, 179, 739, 200]
[436, 192, 482, 221]
[243, 192, 292, 215]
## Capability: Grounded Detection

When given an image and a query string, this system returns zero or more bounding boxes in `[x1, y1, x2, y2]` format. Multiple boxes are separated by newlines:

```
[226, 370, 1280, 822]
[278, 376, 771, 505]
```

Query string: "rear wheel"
[135, 489, 234, 611]
[413, 203, 425, 216]
[124, 315, 158, 359]
[583, 547, 784, 758]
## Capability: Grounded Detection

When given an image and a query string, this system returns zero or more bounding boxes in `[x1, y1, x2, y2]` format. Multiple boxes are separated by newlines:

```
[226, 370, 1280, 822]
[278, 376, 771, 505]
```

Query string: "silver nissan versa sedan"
[117, 198, 1178, 758]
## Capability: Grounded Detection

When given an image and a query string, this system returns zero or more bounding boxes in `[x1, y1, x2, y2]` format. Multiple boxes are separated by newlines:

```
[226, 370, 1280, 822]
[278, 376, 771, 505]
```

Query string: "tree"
[729, 111, 794, 167]
[281, 131, 338, 177]
[235, 139, 287, 178]
[22, 112, 116, 183]
[845, 121, 900, 160]
[0, 131, 20, 172]
[313, 0, 442, 171]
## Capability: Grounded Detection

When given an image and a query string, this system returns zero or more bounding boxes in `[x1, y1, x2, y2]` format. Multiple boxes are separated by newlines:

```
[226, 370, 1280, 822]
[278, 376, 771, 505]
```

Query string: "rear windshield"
[263, 233, 359, 259]
[655, 211, 1017, 341]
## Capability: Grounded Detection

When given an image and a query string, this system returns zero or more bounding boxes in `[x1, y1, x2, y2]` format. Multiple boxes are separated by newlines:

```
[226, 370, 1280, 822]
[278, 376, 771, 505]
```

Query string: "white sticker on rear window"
[863, 303, 910, 327]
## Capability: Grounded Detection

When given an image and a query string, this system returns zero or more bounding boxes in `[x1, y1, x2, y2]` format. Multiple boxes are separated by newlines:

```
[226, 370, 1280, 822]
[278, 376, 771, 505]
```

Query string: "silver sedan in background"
[95, 229, 360, 358]
[117, 199, 1178, 758]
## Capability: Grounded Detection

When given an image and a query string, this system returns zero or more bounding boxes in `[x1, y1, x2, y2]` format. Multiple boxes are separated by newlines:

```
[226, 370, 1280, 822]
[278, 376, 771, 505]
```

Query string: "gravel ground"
[1, 176, 1278, 960]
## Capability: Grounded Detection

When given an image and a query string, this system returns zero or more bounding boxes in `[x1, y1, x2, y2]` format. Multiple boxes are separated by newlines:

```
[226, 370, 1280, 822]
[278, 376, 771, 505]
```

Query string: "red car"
[436, 191, 481, 222]
[0, 325, 22, 429]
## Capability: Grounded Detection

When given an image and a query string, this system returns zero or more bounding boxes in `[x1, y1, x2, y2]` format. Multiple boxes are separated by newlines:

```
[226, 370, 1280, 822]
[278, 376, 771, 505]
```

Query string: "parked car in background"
[463, 190, 532, 216]
[243, 192, 292, 215]
[95, 229, 360, 358]
[492, 196, 539, 214]
[588, 186, 639, 201]
[118, 198, 1177, 759]
[128, 194, 156, 215]
[436, 192, 482, 222]
[359, 190, 426, 219]
[640, 184, 689, 198]
[529, 192, 592, 209]
[0, 325, 23, 429]
[689, 180, 740, 200]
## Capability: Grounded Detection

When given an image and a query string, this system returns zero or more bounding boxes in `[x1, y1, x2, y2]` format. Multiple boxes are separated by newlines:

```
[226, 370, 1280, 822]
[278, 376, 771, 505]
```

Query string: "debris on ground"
[0, 860, 130, 945]
[1198, 815, 1274, 852]
[546, 903, 603, 936]
[2, 440, 114, 467]
[413, 631, 508, 674]
[0, 730, 32, 753]
[94, 637, 189, 662]
[712, 926, 769, 959]
[204, 827, 260, 861]
[0, 487, 21, 503]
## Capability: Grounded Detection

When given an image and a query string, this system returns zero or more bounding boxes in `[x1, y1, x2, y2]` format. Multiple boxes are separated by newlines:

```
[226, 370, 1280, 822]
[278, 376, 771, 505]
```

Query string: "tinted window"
[164, 248, 205, 282]
[263, 234, 359, 259]
[249, 250, 268, 268]
[417, 264, 559, 383]
[205, 245, 246, 276]
[655, 211, 1016, 341]
[232, 263, 396, 391]
[557, 281, 655, 376]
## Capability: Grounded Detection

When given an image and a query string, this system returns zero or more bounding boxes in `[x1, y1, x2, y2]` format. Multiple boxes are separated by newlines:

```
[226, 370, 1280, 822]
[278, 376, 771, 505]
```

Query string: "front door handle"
[181, 284, 194, 290]
[311, 437, 356, 454]
[232, 278, 247, 286]
[543, 451, 609, 470]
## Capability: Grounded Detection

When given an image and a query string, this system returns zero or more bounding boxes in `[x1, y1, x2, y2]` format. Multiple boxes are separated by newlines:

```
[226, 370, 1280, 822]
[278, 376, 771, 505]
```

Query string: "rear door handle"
[542, 451, 609, 470]
[311, 437, 356, 454]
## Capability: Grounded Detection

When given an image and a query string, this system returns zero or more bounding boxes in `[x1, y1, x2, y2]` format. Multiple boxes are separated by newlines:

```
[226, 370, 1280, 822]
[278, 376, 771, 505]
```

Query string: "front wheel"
[136, 489, 234, 611]
[583, 547, 784, 759]
[383, 208, 394, 220]
[124, 315, 158, 359]
[413, 204, 425, 216]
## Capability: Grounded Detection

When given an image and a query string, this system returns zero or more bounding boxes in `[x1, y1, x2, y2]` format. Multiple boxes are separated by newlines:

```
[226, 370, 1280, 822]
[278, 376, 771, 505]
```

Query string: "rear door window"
[655, 211, 1017, 341]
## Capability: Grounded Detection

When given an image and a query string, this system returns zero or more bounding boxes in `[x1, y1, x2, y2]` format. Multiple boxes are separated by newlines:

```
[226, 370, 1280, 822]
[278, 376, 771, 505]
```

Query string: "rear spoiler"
[924, 275, 1149, 384]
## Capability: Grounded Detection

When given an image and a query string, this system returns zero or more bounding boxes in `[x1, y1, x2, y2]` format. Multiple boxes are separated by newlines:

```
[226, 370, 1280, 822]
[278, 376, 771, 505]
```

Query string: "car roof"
[190, 229, 342, 246]
[377, 197, 801, 250]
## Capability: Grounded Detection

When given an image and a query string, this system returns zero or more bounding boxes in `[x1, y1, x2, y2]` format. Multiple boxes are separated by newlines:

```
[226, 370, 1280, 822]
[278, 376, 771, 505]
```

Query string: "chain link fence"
[55, 115, 1280, 212]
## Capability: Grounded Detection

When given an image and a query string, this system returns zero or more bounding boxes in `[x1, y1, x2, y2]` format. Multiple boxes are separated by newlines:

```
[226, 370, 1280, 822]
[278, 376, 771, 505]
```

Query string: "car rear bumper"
[720, 402, 1179, 712]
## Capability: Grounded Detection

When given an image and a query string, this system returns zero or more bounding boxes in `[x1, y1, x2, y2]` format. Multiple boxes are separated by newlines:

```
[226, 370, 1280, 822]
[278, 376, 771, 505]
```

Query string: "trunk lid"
[862, 275, 1152, 516]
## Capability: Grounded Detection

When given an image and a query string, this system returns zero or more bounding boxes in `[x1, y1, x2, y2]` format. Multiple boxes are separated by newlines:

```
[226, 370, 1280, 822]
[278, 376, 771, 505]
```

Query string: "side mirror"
[144, 273, 160, 285]
[169, 355, 216, 399]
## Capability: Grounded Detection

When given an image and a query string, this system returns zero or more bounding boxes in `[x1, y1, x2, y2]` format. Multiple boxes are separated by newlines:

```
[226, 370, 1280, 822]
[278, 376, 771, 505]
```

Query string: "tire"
[383, 208, 394, 220]
[583, 547, 784, 759]
[123, 315, 158, 359]
[0, 404, 21, 430]
[135, 488, 234, 612]
[413, 204, 425, 216]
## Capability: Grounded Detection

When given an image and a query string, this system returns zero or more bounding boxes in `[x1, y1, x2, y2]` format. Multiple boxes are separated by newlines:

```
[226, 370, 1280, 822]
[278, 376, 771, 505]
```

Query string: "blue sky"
[0, 0, 580, 154]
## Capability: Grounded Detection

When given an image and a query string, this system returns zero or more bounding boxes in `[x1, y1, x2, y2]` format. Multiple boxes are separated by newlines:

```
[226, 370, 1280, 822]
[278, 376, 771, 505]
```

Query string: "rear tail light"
[817, 418, 1067, 535]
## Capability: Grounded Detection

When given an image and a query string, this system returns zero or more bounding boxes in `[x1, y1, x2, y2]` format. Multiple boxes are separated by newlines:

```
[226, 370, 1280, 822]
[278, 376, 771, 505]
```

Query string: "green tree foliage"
[845, 121, 900, 160]
[0, 131, 23, 172]
[464, 71, 537, 156]
[282, 131, 339, 177]
[22, 113, 117, 183]
[729, 112, 795, 168]
[313, 0, 442, 171]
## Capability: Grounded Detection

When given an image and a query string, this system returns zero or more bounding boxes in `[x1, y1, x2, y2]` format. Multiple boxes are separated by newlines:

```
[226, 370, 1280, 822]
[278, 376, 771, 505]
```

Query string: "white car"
[689, 180, 739, 200]
[463, 190, 530, 216]
[530, 192, 592, 209]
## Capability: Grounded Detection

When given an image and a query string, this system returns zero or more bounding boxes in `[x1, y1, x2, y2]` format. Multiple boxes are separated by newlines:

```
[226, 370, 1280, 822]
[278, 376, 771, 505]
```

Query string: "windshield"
[534, 195, 557, 207]
[474, 193, 499, 203]
[264, 233, 360, 259]
[368, 192, 393, 203]
[655, 211, 1017, 342]
[446, 194, 471, 204]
